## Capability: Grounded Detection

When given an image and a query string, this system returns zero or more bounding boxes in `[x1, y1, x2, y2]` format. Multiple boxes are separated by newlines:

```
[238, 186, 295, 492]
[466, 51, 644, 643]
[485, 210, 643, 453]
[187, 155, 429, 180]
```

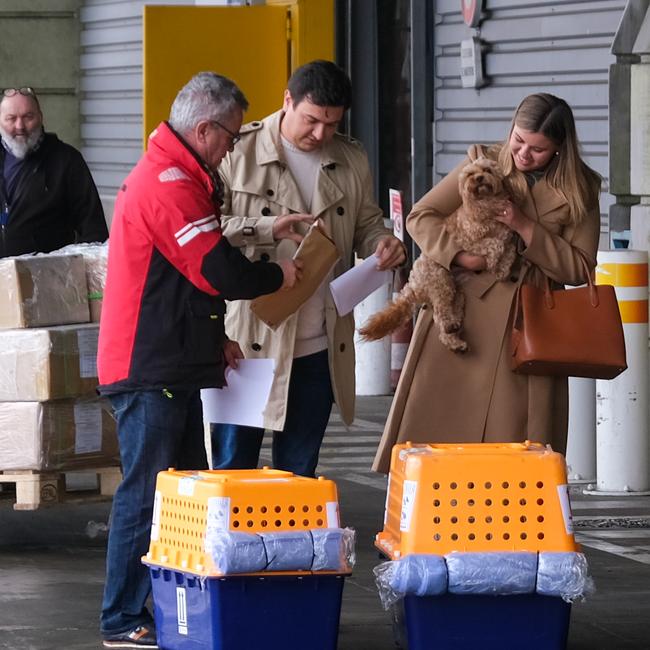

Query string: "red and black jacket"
[97, 121, 283, 394]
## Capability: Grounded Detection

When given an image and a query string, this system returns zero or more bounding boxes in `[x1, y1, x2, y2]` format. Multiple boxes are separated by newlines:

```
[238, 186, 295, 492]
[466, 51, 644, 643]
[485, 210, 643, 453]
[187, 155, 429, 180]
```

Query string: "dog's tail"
[359, 287, 418, 341]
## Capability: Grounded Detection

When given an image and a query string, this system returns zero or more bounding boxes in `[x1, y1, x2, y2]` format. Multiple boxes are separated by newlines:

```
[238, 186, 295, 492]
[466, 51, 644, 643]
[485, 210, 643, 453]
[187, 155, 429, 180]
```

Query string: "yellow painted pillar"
[266, 0, 335, 70]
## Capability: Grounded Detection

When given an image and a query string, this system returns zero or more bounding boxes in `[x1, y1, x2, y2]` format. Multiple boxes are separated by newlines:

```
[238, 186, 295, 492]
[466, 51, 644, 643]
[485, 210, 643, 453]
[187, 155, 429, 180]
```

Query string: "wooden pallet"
[0, 466, 122, 511]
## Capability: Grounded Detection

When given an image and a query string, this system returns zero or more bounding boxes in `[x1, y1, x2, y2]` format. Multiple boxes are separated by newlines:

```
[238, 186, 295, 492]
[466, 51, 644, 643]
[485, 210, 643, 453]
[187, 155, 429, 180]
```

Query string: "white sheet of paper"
[200, 358, 275, 428]
[329, 254, 392, 316]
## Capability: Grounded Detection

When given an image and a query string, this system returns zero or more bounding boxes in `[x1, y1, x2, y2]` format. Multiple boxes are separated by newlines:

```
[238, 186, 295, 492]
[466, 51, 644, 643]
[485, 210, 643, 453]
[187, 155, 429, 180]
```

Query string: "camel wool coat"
[219, 110, 392, 431]
[372, 145, 601, 474]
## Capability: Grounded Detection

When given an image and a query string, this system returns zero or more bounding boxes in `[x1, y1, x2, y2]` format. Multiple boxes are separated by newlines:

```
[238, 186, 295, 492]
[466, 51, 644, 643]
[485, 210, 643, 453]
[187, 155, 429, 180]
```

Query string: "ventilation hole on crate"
[467, 499, 475, 506]
[520, 533, 527, 540]
[468, 533, 475, 541]
[520, 515, 527, 523]
[274, 506, 282, 513]
[451, 516, 458, 524]
[433, 499, 440, 507]
[303, 519, 309, 526]
[451, 533, 458, 541]
[316, 519, 323, 526]
[486, 533, 493, 540]
[233, 507, 240, 514]
[519, 481, 526, 489]
[247, 521, 254, 528]
[503, 533, 510, 540]
[288, 505, 295, 513]
[485, 481, 492, 489]
[289, 519, 295, 527]
[536, 481, 544, 489]
[433, 482, 440, 489]
[502, 499, 509, 506]
[450, 499, 458, 507]
[316, 505, 323, 512]
[433, 533, 441, 541]
[485, 516, 492, 523]
[275, 520, 282, 527]
[485, 499, 492, 506]
[261, 520, 268, 527]
[433, 516, 441, 524]
[502, 481, 509, 489]
[261, 506, 268, 513]
[467, 481, 475, 489]
[246, 506, 253, 514]
[302, 505, 309, 512]
[232, 521, 239, 528]
[537, 498, 544, 506]
[537, 515, 544, 523]
[520, 499, 527, 506]
[538, 533, 545, 540]
[450, 482, 458, 489]
[503, 516, 510, 523]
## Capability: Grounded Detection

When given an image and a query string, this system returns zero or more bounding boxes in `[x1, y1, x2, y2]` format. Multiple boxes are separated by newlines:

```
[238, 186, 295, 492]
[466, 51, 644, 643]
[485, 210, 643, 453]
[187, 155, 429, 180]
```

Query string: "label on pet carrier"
[207, 496, 231, 531]
[150, 491, 162, 541]
[178, 477, 197, 497]
[557, 484, 574, 535]
[326, 501, 340, 527]
[384, 473, 392, 525]
[176, 587, 188, 635]
[400, 480, 418, 532]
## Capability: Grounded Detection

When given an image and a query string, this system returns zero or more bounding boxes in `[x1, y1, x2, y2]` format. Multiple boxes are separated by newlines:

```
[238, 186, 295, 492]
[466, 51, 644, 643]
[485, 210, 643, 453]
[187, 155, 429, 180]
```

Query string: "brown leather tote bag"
[511, 255, 627, 379]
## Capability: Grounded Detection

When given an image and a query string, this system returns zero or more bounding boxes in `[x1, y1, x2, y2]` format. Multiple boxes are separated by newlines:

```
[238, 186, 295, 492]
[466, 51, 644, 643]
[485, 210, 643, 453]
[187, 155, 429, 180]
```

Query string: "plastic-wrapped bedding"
[311, 527, 356, 572]
[204, 527, 356, 575]
[205, 530, 267, 575]
[537, 552, 595, 601]
[260, 531, 314, 571]
[374, 555, 447, 609]
[445, 552, 537, 595]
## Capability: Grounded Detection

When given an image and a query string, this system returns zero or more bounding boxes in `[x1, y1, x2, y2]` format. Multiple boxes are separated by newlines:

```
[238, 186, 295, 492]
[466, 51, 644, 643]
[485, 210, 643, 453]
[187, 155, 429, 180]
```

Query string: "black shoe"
[102, 625, 159, 648]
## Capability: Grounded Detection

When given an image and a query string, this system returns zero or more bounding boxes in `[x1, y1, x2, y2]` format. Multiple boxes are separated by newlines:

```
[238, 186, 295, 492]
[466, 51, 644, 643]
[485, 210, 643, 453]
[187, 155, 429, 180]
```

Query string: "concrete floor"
[1, 395, 649, 649]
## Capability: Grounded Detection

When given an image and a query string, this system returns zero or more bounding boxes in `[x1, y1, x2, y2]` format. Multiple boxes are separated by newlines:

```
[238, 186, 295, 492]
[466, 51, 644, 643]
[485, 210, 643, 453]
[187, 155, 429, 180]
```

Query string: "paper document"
[329, 254, 392, 316]
[201, 358, 275, 428]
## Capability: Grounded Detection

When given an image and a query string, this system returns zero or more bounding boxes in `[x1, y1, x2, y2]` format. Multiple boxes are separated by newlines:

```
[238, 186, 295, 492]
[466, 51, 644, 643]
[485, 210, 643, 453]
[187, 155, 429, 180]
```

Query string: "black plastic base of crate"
[150, 567, 345, 650]
[398, 593, 570, 650]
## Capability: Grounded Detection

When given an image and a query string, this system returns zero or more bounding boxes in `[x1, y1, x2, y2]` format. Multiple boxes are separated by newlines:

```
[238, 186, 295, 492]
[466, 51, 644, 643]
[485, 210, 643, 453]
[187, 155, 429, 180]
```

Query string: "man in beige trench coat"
[211, 60, 406, 477]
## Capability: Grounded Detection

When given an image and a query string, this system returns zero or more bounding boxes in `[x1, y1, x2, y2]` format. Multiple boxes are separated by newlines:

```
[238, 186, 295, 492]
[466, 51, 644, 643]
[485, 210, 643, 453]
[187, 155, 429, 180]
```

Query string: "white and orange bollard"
[586, 249, 650, 495]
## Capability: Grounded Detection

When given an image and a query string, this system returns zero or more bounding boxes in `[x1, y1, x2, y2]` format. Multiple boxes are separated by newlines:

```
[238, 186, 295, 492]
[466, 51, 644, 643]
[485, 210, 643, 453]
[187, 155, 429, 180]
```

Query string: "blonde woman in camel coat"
[373, 93, 602, 474]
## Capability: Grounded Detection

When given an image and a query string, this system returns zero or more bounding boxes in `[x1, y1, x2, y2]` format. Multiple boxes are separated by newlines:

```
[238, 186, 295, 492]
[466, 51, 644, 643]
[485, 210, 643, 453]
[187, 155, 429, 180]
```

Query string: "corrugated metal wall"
[79, 0, 196, 213]
[433, 0, 627, 233]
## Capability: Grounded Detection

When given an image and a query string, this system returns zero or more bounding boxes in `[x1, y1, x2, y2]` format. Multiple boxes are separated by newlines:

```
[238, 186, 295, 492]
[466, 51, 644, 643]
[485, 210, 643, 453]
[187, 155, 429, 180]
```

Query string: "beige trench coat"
[219, 110, 392, 431]
[372, 145, 601, 473]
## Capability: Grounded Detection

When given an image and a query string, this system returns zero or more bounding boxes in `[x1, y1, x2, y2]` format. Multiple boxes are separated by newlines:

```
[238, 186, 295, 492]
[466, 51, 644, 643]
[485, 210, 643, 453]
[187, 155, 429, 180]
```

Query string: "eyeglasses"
[210, 119, 241, 146]
[3, 87, 36, 98]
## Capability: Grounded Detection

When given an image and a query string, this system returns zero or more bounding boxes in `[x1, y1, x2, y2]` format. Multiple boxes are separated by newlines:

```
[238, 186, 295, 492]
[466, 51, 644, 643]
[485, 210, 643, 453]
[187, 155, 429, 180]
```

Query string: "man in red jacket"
[97, 72, 301, 649]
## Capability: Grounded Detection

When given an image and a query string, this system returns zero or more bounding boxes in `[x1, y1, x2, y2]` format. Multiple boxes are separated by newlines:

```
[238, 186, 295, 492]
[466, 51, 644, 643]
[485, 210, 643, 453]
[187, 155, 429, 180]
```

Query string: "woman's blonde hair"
[497, 93, 601, 224]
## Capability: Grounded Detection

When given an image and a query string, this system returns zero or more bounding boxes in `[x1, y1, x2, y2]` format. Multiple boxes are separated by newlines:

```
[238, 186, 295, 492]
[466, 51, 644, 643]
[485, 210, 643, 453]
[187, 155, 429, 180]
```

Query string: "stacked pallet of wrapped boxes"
[142, 468, 355, 650]
[374, 441, 593, 650]
[0, 250, 118, 508]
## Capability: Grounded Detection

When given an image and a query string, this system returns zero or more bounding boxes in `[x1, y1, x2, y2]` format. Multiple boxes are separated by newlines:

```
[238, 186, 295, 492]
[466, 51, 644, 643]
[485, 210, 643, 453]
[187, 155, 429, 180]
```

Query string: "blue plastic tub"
[402, 593, 571, 650]
[148, 567, 345, 650]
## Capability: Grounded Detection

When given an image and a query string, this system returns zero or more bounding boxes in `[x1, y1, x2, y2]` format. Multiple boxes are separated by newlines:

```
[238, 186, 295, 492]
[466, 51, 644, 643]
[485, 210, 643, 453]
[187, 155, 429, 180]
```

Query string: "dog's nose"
[475, 175, 484, 182]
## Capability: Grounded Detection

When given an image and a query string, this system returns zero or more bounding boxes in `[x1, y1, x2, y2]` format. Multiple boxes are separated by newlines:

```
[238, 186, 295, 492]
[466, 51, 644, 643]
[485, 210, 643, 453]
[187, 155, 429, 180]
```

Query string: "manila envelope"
[250, 222, 339, 329]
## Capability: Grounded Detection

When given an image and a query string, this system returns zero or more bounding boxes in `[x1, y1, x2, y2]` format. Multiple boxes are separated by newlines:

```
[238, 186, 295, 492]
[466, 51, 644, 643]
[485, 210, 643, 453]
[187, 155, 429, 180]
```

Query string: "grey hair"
[168, 71, 248, 134]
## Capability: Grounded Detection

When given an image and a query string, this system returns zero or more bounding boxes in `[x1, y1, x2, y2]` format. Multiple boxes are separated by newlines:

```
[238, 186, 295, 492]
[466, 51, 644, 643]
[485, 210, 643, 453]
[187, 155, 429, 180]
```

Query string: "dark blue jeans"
[211, 349, 334, 477]
[100, 389, 207, 636]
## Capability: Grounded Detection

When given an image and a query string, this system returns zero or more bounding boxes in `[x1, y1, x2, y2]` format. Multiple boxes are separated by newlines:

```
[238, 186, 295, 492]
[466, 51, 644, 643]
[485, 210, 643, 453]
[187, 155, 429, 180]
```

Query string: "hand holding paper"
[329, 254, 392, 316]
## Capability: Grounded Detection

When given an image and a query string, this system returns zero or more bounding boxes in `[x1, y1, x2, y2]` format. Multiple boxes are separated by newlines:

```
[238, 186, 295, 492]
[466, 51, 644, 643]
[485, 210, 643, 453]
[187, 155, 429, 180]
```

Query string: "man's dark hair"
[287, 60, 352, 110]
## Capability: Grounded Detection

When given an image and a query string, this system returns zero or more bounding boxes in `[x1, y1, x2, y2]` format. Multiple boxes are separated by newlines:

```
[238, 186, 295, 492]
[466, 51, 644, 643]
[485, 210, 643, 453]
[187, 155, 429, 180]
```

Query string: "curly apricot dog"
[360, 157, 517, 353]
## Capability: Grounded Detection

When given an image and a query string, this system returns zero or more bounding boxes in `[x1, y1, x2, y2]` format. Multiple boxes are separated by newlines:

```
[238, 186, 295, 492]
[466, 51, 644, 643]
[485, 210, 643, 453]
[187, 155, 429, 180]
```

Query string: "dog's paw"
[439, 332, 469, 353]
